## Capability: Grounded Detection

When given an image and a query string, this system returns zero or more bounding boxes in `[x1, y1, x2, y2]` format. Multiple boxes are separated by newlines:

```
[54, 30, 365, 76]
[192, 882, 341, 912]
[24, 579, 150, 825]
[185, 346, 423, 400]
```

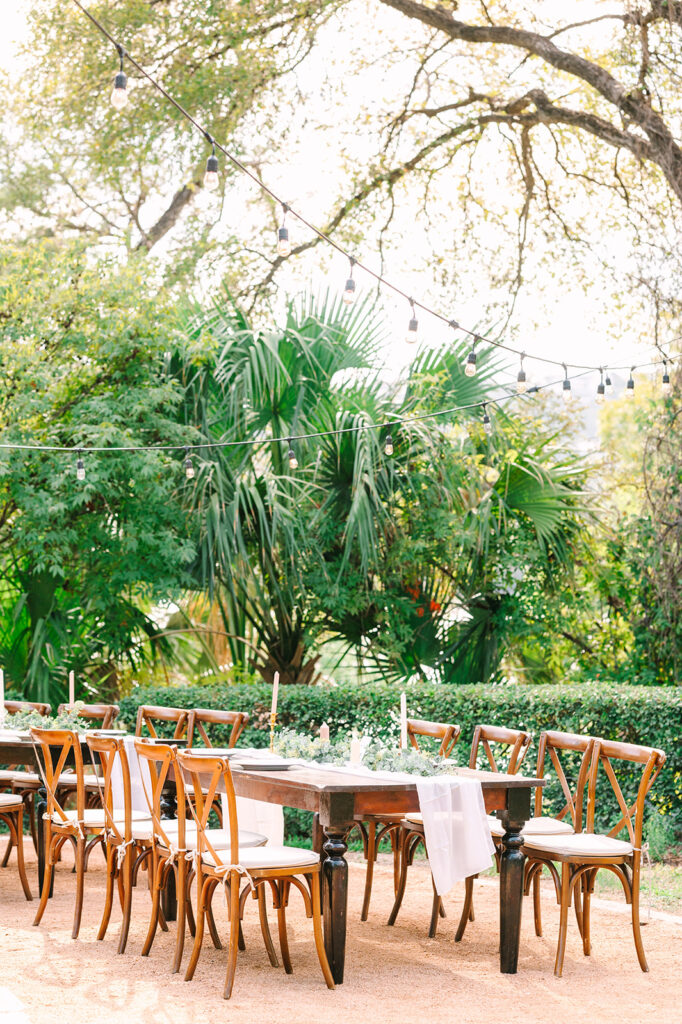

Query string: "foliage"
[2, 703, 94, 733]
[118, 681, 682, 836]
[0, 241, 195, 706]
[273, 726, 460, 775]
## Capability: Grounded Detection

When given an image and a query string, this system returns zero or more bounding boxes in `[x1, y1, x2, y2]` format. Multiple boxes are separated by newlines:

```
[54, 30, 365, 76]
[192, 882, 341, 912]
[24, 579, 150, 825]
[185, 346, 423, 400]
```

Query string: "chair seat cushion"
[0, 793, 23, 811]
[403, 812, 424, 826]
[487, 815, 575, 839]
[47, 808, 149, 829]
[13, 771, 101, 789]
[203, 844, 320, 872]
[523, 832, 633, 860]
[131, 821, 267, 850]
[0, 770, 23, 784]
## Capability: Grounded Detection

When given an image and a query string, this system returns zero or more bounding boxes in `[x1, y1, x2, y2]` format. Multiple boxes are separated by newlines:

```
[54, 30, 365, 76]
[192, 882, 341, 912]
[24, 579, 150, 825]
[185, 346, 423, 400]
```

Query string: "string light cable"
[67, 0, 680, 384]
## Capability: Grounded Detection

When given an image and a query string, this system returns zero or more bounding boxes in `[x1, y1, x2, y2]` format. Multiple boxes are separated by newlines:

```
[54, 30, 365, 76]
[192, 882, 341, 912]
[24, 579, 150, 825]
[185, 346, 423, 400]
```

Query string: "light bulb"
[277, 226, 291, 257]
[625, 378, 635, 398]
[596, 382, 605, 404]
[516, 369, 527, 394]
[203, 154, 219, 191]
[384, 434, 394, 456]
[482, 410, 492, 434]
[562, 379, 572, 404]
[342, 278, 356, 305]
[288, 447, 298, 470]
[464, 348, 477, 377]
[405, 317, 418, 344]
[605, 374, 613, 396]
[111, 71, 128, 110]
[662, 371, 671, 396]
[184, 450, 195, 480]
[76, 454, 85, 481]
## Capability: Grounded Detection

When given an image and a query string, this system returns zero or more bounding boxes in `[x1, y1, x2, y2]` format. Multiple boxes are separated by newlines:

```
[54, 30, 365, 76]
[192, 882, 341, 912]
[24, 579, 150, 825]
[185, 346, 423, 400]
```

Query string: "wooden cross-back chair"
[135, 705, 190, 741]
[177, 750, 334, 1000]
[85, 734, 154, 955]
[0, 792, 32, 901]
[387, 722, 531, 941]
[1, 701, 51, 859]
[30, 727, 108, 938]
[187, 708, 249, 749]
[523, 737, 666, 977]
[4, 700, 51, 716]
[358, 717, 462, 923]
[59, 703, 120, 729]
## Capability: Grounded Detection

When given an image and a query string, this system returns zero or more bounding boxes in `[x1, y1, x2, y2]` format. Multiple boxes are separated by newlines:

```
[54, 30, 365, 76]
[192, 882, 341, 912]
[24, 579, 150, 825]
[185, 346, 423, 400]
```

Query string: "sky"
[0, 0, 666, 418]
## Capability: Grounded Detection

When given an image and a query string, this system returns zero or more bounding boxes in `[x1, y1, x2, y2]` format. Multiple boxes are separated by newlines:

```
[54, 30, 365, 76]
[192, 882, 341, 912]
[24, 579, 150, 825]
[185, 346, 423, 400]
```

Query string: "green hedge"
[119, 681, 682, 840]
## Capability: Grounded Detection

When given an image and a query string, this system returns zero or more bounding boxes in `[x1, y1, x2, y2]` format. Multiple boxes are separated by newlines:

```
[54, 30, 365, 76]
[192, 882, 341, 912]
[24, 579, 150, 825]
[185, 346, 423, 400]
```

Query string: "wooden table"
[229, 762, 542, 984]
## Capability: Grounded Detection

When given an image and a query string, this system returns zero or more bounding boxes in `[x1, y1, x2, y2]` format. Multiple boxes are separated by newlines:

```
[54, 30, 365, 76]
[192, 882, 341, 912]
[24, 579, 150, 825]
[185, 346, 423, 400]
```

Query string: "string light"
[384, 433, 394, 456]
[464, 338, 478, 377]
[596, 368, 606, 404]
[342, 258, 356, 305]
[516, 353, 527, 394]
[405, 301, 418, 345]
[287, 438, 298, 470]
[625, 367, 635, 399]
[562, 364, 572, 405]
[482, 405, 492, 435]
[76, 450, 85, 481]
[605, 372, 614, 397]
[184, 447, 195, 480]
[662, 361, 671, 396]
[110, 44, 127, 110]
[277, 204, 291, 257]
[203, 137, 219, 192]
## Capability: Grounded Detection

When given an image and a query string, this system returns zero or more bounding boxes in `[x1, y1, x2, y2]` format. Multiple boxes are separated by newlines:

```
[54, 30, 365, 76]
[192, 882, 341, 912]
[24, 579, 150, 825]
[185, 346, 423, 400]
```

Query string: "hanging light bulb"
[516, 353, 527, 394]
[342, 258, 356, 305]
[277, 205, 291, 257]
[384, 433, 394, 456]
[76, 450, 85, 482]
[596, 368, 605, 404]
[562, 364, 572, 405]
[625, 367, 635, 399]
[287, 438, 298, 470]
[464, 339, 478, 377]
[184, 447, 195, 480]
[482, 405, 492, 435]
[405, 301, 418, 344]
[605, 372, 613, 396]
[203, 139, 219, 191]
[662, 361, 671, 396]
[111, 47, 128, 110]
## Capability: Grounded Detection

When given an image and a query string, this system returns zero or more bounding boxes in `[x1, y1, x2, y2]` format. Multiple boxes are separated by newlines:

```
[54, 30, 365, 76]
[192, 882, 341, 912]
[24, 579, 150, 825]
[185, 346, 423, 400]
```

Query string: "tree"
[0, 240, 195, 703]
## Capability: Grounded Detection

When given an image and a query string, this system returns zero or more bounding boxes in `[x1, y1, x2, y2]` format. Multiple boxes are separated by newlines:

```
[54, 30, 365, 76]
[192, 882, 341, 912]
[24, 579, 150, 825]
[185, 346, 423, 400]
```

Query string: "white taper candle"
[400, 691, 407, 750]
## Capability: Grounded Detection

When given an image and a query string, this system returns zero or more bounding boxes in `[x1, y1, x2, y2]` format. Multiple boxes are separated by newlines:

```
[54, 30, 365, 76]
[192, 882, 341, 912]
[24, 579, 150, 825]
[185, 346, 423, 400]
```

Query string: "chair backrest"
[135, 704, 189, 741]
[533, 730, 596, 830]
[30, 727, 86, 826]
[586, 738, 666, 847]
[5, 700, 51, 716]
[59, 703, 119, 729]
[407, 718, 461, 758]
[85, 734, 130, 844]
[468, 723, 532, 774]
[177, 751, 238, 870]
[187, 708, 249, 749]
[133, 739, 186, 851]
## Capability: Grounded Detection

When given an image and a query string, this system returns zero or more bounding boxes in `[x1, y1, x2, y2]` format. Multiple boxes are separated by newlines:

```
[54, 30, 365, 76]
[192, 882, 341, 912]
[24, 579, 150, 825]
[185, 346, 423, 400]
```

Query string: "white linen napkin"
[416, 776, 495, 895]
[111, 735, 153, 814]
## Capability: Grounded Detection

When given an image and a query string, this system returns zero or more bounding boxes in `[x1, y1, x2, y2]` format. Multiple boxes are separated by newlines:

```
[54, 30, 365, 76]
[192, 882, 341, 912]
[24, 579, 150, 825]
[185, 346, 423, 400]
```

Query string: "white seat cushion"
[487, 815, 575, 840]
[131, 821, 267, 850]
[48, 808, 149, 829]
[203, 845, 319, 872]
[13, 771, 100, 788]
[523, 832, 633, 859]
[0, 792, 23, 811]
[403, 812, 423, 826]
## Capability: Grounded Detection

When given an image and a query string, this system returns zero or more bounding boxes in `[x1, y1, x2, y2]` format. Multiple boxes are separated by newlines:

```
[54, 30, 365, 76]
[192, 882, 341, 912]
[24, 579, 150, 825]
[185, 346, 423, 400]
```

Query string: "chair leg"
[118, 847, 134, 956]
[223, 876, 241, 1000]
[573, 876, 584, 937]
[581, 869, 595, 957]
[276, 881, 293, 974]
[1, 825, 14, 867]
[387, 830, 409, 926]
[361, 821, 376, 921]
[631, 862, 649, 972]
[257, 884, 279, 967]
[13, 808, 32, 901]
[33, 831, 55, 926]
[185, 869, 196, 938]
[390, 827, 401, 895]
[72, 836, 86, 939]
[171, 859, 187, 974]
[98, 842, 116, 941]
[554, 863, 571, 978]
[142, 851, 162, 957]
[532, 866, 543, 937]
[206, 880, 222, 950]
[428, 875, 441, 939]
[311, 871, 335, 990]
[455, 875, 474, 942]
[184, 874, 207, 982]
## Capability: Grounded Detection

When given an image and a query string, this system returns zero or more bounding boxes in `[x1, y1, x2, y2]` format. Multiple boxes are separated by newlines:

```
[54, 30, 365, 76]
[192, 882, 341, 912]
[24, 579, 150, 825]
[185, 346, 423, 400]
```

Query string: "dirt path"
[1, 841, 679, 1024]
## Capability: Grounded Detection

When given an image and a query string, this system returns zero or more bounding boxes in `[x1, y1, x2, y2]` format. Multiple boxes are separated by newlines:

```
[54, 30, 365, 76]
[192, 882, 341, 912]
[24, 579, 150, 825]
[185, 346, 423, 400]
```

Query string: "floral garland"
[2, 702, 92, 734]
[274, 728, 462, 776]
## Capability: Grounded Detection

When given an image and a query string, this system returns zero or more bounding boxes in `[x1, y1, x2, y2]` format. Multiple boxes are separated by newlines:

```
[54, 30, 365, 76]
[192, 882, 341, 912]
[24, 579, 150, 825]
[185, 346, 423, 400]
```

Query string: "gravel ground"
[1, 839, 680, 1024]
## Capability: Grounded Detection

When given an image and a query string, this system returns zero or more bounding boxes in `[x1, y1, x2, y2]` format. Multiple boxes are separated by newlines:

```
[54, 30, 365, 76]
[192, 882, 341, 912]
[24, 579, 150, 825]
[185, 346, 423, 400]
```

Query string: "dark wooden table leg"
[322, 825, 350, 984]
[498, 787, 531, 974]
[160, 788, 177, 922]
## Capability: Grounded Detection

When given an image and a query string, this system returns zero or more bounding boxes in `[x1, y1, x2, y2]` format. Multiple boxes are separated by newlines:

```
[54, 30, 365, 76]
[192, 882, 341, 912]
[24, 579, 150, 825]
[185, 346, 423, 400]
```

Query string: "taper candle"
[0, 669, 4, 724]
[319, 722, 330, 742]
[271, 671, 279, 716]
[69, 670, 75, 705]
[400, 692, 407, 750]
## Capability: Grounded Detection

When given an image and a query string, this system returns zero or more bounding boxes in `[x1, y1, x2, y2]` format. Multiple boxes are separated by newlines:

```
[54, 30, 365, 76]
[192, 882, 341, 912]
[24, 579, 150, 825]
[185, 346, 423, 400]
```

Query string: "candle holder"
[269, 711, 278, 753]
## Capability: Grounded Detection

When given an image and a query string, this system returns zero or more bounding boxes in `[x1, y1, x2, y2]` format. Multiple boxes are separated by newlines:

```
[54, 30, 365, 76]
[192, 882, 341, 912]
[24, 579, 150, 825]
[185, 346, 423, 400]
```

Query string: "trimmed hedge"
[119, 682, 682, 838]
